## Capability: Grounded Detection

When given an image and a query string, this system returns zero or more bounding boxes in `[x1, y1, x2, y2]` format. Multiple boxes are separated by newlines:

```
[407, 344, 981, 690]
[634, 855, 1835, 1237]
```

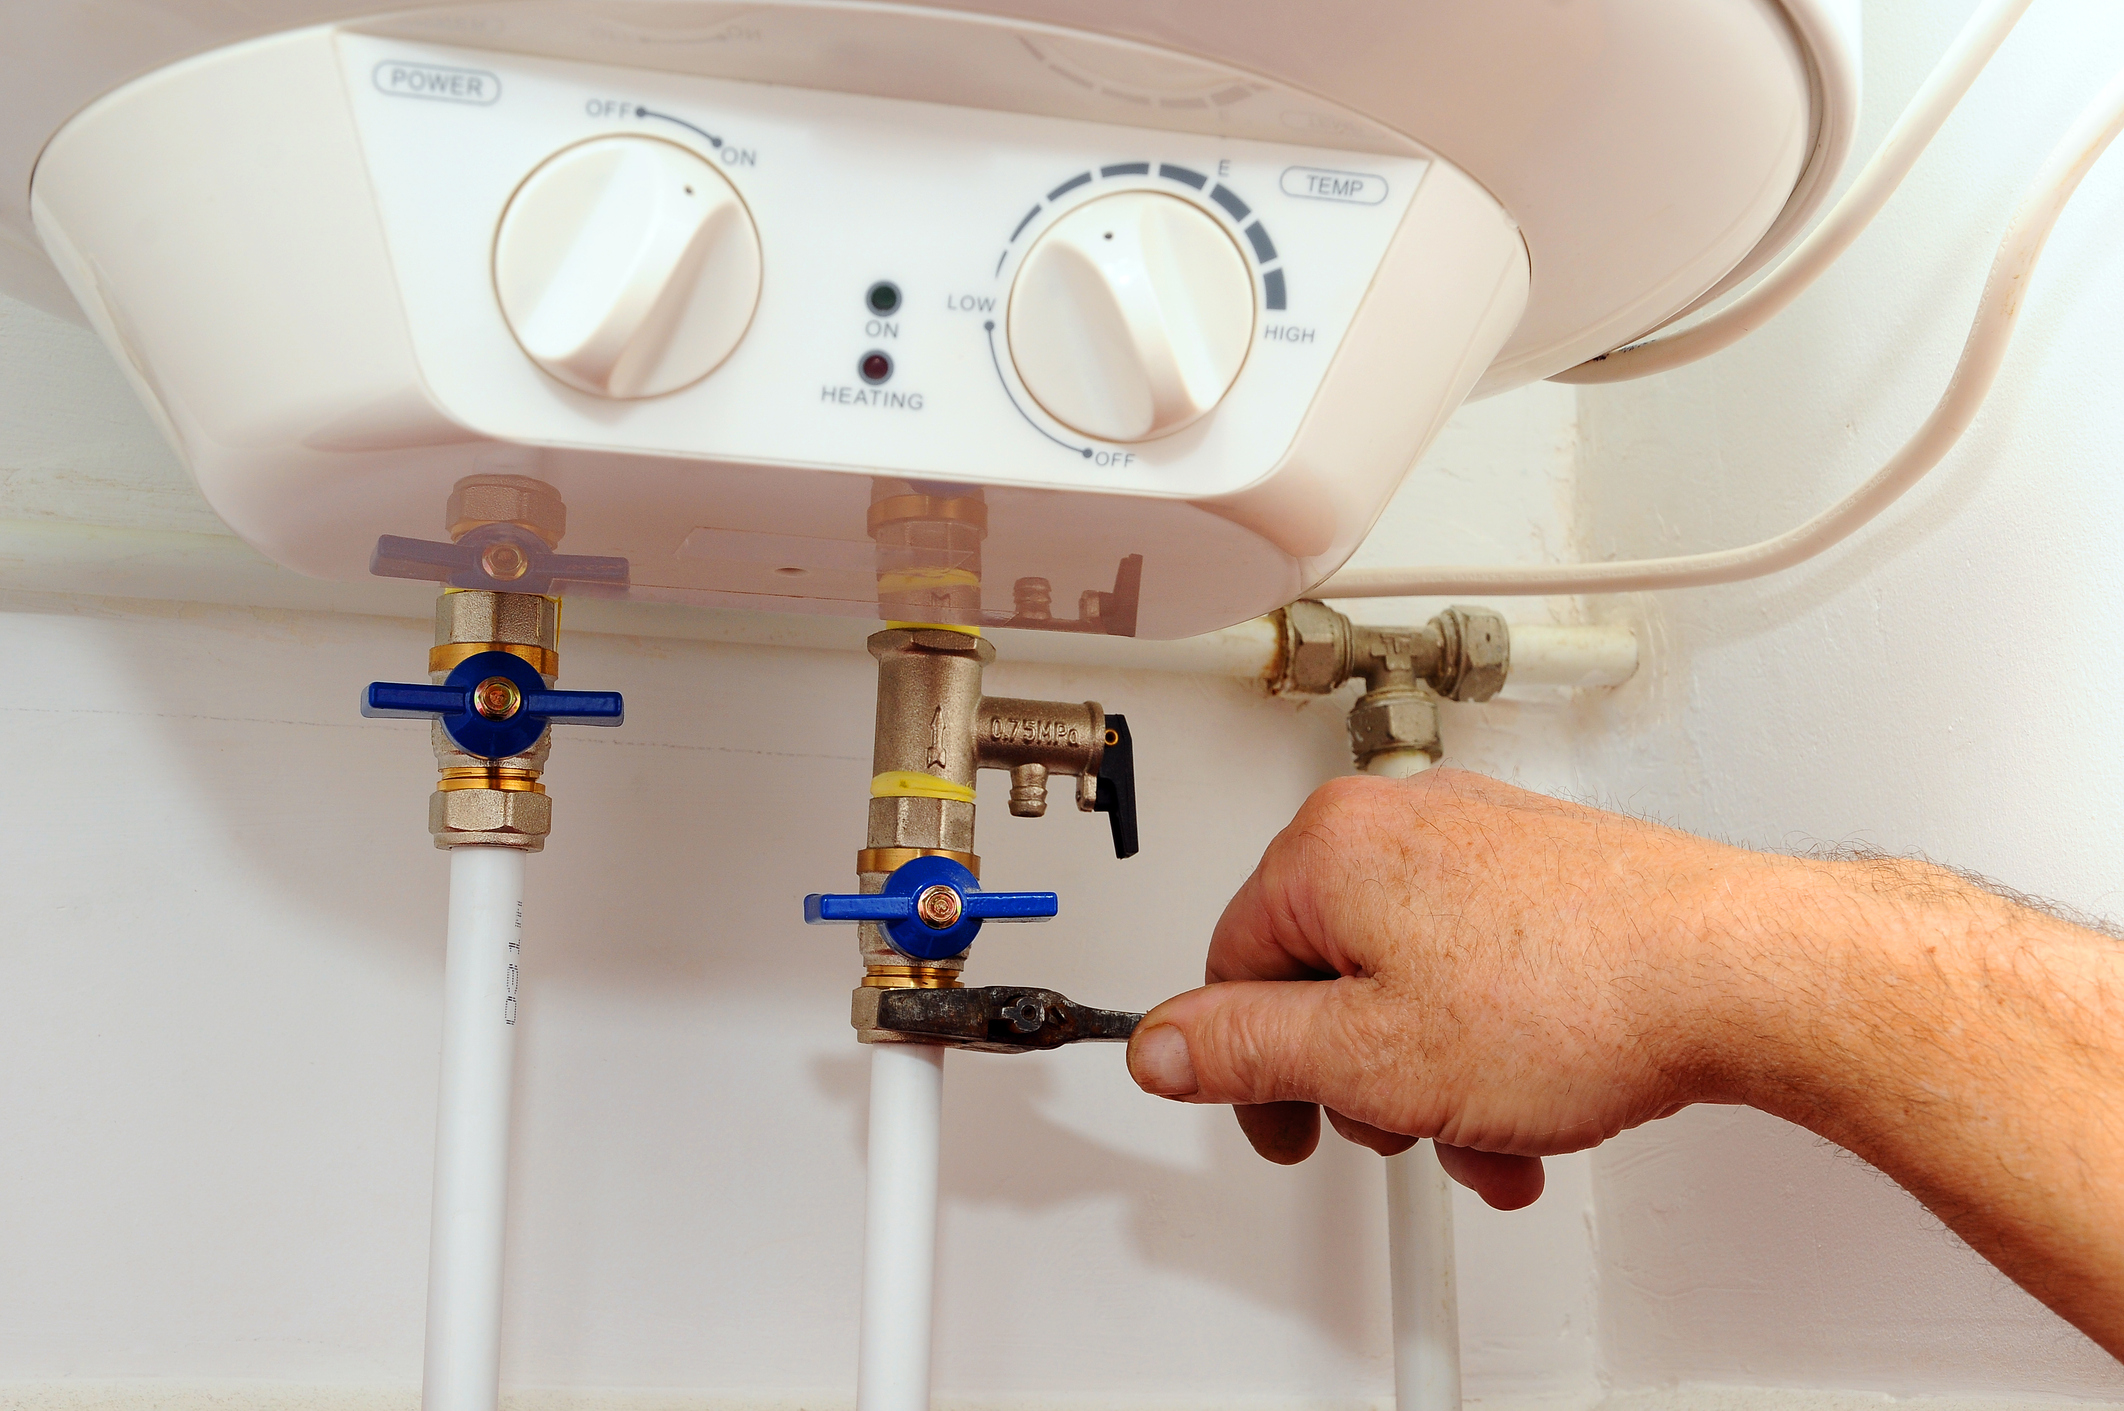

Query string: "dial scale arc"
[994, 160, 1287, 312]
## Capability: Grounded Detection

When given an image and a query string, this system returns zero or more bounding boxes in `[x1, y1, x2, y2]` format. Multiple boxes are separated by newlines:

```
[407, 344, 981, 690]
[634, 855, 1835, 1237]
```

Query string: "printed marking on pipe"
[507, 902, 521, 1026]
[373, 60, 501, 104]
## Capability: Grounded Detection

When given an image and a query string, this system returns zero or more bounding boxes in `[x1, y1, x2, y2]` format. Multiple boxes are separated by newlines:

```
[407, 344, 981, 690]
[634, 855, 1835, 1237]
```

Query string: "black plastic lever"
[1095, 713, 1138, 859]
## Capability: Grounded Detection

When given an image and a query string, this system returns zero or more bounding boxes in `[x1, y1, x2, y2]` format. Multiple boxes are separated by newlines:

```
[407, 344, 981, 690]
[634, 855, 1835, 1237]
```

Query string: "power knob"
[493, 135, 762, 399]
[1007, 191, 1255, 443]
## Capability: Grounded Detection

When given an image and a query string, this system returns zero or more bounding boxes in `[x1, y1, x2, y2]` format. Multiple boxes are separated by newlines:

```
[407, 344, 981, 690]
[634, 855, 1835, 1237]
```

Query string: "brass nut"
[1437, 606, 1510, 703]
[479, 541, 531, 582]
[430, 786, 551, 849]
[447, 475, 566, 548]
[472, 676, 522, 720]
[435, 590, 558, 652]
[867, 626, 994, 662]
[866, 795, 978, 855]
[1347, 686, 1441, 763]
[914, 884, 962, 929]
[1280, 600, 1350, 696]
[866, 493, 989, 539]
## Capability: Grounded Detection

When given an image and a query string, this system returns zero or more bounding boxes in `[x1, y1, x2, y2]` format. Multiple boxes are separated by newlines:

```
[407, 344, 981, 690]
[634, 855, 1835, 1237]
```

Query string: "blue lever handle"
[805, 893, 911, 924]
[804, 855, 1056, 961]
[361, 650, 622, 760]
[803, 889, 1057, 924]
[362, 681, 465, 719]
[525, 688, 626, 724]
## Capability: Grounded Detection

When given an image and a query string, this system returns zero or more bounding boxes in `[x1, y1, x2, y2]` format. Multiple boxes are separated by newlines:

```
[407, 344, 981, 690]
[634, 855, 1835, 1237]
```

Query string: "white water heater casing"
[7, 0, 1859, 638]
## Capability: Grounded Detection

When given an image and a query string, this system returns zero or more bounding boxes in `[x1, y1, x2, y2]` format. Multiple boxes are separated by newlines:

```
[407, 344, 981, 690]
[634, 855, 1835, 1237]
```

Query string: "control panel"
[338, 34, 1430, 502]
[30, 16, 1527, 638]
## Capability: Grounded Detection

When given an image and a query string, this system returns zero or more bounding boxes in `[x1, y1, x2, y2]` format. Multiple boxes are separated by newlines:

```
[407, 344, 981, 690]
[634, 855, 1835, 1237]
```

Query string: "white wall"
[1566, 0, 2124, 1397]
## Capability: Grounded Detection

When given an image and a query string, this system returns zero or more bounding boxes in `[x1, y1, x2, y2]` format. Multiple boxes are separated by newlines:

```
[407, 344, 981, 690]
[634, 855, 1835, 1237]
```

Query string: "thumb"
[1126, 977, 1379, 1111]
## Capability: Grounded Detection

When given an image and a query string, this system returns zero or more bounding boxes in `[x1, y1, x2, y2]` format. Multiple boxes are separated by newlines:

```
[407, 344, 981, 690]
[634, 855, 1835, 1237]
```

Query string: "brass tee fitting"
[1271, 601, 1510, 771]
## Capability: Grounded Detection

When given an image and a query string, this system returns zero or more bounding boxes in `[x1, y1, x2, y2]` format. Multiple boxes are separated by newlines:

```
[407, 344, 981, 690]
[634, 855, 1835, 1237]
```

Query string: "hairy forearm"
[1699, 855, 2124, 1351]
[1135, 770, 2124, 1346]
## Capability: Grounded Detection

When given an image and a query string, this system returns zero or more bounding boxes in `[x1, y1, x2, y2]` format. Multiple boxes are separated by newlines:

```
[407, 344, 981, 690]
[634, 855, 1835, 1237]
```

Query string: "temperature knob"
[1007, 191, 1255, 443]
[493, 135, 761, 399]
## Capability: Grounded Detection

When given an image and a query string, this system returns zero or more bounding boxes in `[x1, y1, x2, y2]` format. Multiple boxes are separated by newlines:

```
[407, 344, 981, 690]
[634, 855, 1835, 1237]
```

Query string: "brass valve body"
[850, 623, 1116, 1038]
[849, 484, 1127, 1038]
[428, 589, 560, 851]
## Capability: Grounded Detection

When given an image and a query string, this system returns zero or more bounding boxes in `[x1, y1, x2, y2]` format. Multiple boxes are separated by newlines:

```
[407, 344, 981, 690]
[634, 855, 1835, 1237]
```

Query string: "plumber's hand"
[1126, 767, 2124, 1356]
[1124, 768, 1766, 1211]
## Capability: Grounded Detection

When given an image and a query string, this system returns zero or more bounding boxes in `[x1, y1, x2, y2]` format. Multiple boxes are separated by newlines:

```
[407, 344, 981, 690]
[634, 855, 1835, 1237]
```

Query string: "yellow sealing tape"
[871, 770, 976, 803]
[885, 621, 983, 636]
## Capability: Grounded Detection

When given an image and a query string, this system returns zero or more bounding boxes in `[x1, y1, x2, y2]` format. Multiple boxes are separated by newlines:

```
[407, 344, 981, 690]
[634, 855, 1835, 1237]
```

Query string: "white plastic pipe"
[1386, 1144, 1462, 1411]
[1007, 617, 1634, 689]
[1322, 61, 2124, 600]
[1497, 623, 1638, 690]
[1363, 748, 1461, 1411]
[1367, 749, 1436, 782]
[1555, 0, 2036, 383]
[858, 1042, 946, 1411]
[423, 844, 527, 1411]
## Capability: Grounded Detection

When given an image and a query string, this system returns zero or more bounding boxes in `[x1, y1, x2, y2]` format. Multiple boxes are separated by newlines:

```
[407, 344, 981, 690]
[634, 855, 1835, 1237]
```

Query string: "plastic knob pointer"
[494, 135, 762, 399]
[804, 855, 1057, 962]
[362, 650, 623, 760]
[1007, 191, 1255, 443]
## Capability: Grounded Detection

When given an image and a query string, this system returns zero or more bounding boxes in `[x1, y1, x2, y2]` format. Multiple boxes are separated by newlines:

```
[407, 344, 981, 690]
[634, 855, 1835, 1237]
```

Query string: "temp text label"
[1279, 166, 1388, 205]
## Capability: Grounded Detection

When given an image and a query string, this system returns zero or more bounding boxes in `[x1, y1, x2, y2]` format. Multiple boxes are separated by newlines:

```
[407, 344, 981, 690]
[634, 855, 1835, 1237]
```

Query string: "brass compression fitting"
[1269, 600, 1511, 770]
[358, 473, 627, 851]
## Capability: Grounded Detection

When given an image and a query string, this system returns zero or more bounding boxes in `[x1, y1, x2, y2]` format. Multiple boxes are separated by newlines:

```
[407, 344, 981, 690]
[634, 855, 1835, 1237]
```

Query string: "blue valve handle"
[361, 650, 622, 760]
[804, 855, 1057, 962]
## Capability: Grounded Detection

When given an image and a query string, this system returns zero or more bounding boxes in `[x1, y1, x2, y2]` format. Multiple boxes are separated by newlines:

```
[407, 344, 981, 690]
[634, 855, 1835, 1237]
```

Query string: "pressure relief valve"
[362, 650, 624, 759]
[805, 855, 1057, 962]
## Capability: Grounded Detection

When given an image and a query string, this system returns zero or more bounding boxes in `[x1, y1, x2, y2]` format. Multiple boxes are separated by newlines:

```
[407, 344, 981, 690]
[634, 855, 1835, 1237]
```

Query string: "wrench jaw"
[853, 984, 1143, 1054]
